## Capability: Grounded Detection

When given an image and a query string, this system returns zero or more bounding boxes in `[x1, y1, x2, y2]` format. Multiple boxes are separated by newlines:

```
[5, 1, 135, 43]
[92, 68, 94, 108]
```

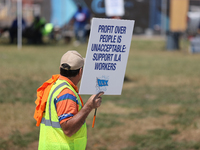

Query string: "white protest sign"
[79, 18, 135, 95]
[105, 0, 125, 17]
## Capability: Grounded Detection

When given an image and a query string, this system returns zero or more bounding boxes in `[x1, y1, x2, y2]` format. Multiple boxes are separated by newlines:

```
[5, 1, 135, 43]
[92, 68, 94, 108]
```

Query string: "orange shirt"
[56, 75, 84, 124]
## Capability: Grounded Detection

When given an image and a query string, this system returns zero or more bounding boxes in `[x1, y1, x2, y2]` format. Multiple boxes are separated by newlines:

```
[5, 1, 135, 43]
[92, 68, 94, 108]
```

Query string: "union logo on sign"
[96, 76, 109, 92]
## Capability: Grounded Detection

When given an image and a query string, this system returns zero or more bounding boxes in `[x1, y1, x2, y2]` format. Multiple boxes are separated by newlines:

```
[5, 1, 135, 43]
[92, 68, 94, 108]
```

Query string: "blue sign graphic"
[97, 79, 108, 87]
[96, 76, 109, 92]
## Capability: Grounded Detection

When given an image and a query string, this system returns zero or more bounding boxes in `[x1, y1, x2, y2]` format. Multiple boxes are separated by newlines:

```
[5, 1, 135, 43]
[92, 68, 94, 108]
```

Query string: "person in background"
[72, 4, 90, 44]
[198, 21, 200, 34]
[31, 16, 46, 44]
[9, 17, 26, 44]
[34, 50, 104, 150]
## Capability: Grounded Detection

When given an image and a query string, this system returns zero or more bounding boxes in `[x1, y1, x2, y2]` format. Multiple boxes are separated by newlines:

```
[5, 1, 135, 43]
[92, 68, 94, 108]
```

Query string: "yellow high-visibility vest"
[38, 79, 87, 150]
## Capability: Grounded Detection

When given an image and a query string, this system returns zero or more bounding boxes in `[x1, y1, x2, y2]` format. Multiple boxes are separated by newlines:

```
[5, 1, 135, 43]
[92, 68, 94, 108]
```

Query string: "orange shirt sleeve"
[56, 88, 79, 124]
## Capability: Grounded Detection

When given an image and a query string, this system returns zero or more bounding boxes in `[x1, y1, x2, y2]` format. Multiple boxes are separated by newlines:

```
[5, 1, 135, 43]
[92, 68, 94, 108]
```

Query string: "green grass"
[10, 129, 39, 147]
[95, 113, 124, 128]
[0, 37, 200, 150]
[125, 128, 200, 150]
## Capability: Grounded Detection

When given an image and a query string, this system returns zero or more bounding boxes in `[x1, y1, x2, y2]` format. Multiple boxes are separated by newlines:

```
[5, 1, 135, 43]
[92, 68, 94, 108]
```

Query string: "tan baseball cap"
[60, 50, 84, 70]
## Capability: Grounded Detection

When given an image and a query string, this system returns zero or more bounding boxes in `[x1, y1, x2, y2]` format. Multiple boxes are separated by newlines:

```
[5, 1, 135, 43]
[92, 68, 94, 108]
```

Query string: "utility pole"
[161, 0, 167, 36]
[17, 0, 22, 50]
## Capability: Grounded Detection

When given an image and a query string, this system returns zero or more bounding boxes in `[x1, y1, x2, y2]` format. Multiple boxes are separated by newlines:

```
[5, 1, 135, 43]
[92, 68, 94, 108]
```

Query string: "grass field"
[0, 36, 200, 150]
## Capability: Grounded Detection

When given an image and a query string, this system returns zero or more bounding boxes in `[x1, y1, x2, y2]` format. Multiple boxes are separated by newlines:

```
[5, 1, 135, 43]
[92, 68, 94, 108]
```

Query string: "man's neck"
[67, 76, 78, 86]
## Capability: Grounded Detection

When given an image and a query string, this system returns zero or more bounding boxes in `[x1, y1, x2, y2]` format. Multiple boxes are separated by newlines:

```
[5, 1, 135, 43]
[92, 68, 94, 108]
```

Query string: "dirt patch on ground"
[26, 141, 39, 150]
[173, 118, 200, 142]
[158, 104, 181, 114]
[173, 129, 200, 142]
[98, 101, 142, 115]
[0, 102, 36, 139]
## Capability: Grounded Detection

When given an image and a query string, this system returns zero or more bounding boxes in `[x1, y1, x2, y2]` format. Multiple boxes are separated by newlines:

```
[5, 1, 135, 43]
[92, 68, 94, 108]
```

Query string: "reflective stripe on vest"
[41, 117, 61, 128]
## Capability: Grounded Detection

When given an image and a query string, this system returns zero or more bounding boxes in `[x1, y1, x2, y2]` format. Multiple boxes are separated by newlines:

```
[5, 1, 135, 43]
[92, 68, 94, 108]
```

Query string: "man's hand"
[87, 92, 104, 109]
[61, 91, 104, 137]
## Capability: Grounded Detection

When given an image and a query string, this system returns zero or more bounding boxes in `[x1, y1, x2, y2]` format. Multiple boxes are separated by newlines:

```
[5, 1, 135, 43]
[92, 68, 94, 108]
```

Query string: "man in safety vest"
[34, 50, 104, 150]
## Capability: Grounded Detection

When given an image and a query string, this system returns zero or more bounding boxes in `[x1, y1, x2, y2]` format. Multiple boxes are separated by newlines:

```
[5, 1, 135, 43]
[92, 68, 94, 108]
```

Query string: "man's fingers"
[96, 91, 104, 98]
[90, 92, 104, 107]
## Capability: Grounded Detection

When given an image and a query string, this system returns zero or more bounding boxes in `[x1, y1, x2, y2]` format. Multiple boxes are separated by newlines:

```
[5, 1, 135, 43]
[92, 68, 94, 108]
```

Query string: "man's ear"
[79, 67, 83, 75]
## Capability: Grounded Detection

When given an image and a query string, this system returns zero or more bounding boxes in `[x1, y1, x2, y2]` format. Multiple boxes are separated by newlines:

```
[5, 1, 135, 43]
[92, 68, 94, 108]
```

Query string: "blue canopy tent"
[50, 0, 77, 27]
